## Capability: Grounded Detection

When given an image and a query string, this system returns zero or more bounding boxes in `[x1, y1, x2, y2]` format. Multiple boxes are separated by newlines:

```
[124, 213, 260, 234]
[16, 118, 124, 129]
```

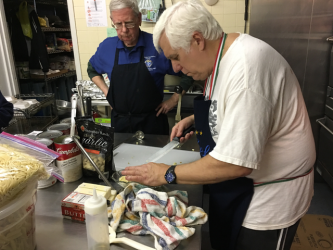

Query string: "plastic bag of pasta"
[0, 132, 61, 208]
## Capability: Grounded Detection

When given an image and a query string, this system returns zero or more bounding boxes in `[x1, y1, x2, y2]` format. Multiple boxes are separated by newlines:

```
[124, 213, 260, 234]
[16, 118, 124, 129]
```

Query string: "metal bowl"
[56, 100, 71, 110]
[56, 100, 71, 115]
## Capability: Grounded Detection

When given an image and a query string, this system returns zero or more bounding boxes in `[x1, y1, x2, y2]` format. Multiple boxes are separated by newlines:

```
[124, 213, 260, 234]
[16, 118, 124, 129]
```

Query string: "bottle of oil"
[84, 188, 109, 250]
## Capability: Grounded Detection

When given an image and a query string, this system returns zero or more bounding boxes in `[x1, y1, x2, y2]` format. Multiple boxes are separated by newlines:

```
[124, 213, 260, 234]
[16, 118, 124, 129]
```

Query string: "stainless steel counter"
[35, 133, 202, 250]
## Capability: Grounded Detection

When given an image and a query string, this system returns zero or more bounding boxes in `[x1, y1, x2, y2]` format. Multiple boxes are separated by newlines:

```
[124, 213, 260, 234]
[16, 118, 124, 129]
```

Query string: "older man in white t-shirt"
[122, 0, 316, 249]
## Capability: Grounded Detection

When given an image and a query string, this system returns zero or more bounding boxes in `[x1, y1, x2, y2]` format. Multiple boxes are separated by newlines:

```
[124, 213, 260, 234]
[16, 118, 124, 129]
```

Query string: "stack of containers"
[0, 181, 38, 250]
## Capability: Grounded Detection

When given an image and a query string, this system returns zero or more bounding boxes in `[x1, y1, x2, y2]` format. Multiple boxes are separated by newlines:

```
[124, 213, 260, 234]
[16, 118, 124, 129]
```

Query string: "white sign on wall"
[84, 0, 107, 27]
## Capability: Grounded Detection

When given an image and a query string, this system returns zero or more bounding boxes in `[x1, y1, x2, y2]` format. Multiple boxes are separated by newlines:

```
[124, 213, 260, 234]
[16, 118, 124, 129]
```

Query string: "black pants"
[235, 220, 300, 250]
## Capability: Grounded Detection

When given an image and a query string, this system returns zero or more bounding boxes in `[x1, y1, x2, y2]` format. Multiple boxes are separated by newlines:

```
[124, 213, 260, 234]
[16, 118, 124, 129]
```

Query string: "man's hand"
[155, 93, 179, 116]
[91, 75, 109, 97]
[170, 115, 195, 143]
[121, 163, 169, 186]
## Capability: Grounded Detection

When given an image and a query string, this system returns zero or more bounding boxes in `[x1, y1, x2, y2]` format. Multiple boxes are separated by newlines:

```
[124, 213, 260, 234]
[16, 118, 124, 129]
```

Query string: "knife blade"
[145, 125, 195, 163]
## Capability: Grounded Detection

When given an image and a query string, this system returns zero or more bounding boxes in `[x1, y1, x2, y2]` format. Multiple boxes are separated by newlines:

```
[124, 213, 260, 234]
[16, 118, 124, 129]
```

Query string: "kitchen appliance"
[316, 37, 333, 190]
[249, 0, 333, 188]
[250, 0, 333, 148]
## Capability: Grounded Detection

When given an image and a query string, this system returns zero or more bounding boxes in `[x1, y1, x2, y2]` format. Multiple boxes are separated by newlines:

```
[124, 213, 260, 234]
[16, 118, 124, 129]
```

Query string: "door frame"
[0, 0, 20, 96]
[67, 0, 82, 80]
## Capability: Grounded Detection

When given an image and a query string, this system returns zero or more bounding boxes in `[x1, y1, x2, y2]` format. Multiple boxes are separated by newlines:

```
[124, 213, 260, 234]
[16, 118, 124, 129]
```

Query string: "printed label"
[56, 154, 82, 170]
[63, 192, 91, 204]
[55, 143, 81, 161]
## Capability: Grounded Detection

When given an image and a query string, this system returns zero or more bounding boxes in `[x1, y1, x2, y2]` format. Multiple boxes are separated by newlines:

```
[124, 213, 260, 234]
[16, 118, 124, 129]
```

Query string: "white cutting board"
[114, 143, 201, 171]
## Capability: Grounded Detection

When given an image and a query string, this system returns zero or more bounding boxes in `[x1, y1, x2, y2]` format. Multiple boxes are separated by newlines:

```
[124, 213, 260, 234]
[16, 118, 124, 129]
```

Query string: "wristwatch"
[165, 165, 177, 184]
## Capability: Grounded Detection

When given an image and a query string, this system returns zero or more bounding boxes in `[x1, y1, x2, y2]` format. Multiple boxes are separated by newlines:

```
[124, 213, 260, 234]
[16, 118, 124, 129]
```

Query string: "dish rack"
[3, 94, 58, 134]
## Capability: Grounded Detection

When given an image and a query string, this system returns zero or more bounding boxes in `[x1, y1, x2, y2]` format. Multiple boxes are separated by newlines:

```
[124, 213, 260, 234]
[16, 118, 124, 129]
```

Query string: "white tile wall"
[73, 0, 250, 80]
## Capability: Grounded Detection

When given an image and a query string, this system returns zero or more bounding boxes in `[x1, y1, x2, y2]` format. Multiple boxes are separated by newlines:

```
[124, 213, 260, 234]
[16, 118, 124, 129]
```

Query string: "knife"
[145, 125, 195, 163]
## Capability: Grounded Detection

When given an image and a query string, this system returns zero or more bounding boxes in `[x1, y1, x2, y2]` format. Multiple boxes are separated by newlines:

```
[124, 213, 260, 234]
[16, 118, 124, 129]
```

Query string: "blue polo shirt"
[89, 30, 181, 96]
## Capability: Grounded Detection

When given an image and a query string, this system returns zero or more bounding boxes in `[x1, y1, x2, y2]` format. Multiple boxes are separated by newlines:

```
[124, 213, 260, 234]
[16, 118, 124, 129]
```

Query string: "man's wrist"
[171, 93, 179, 102]
[164, 165, 177, 184]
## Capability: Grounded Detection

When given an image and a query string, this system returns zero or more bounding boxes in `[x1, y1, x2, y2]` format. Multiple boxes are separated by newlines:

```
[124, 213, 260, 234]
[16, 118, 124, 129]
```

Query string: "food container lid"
[25, 99, 39, 105]
[60, 117, 71, 124]
[47, 124, 70, 131]
[15, 134, 37, 140]
[13, 100, 30, 109]
[84, 188, 107, 215]
[37, 130, 63, 139]
[4, 96, 17, 102]
[35, 138, 53, 147]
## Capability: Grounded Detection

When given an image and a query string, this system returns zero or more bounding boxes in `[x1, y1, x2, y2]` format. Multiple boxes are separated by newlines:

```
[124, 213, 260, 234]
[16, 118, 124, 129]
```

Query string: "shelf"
[35, 0, 67, 6]
[41, 27, 71, 32]
[30, 70, 76, 82]
[48, 49, 73, 54]
[47, 70, 76, 81]
[3, 116, 58, 135]
[4, 0, 67, 7]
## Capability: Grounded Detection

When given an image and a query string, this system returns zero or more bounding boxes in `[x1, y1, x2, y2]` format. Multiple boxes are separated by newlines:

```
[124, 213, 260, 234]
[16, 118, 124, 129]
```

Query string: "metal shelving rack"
[3, 0, 76, 101]
[3, 94, 58, 134]
[41, 27, 71, 32]
[48, 48, 73, 54]
[31, 70, 76, 82]
[45, 70, 76, 81]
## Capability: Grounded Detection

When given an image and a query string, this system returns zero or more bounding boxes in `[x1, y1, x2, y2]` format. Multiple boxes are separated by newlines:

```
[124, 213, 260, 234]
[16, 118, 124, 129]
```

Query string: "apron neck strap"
[140, 47, 145, 62]
[115, 48, 120, 66]
[203, 33, 228, 100]
[114, 47, 144, 65]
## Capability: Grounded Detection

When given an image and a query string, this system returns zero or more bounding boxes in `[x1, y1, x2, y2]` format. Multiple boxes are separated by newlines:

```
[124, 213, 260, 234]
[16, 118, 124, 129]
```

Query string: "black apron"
[194, 95, 254, 250]
[107, 47, 169, 135]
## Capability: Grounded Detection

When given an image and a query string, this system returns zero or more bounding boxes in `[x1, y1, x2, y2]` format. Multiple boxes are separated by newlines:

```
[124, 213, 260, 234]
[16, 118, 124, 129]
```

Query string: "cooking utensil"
[78, 85, 86, 116]
[174, 85, 183, 124]
[145, 125, 195, 163]
[114, 131, 144, 151]
[86, 97, 92, 116]
[62, 95, 77, 144]
[72, 136, 112, 187]
[109, 226, 155, 250]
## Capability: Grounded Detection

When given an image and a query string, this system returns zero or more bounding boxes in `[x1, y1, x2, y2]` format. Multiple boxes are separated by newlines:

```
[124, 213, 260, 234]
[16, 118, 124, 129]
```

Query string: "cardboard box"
[291, 214, 333, 250]
[61, 192, 91, 222]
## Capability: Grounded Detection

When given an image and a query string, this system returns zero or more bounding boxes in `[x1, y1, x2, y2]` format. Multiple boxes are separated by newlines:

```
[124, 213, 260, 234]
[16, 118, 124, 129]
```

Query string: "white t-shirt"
[206, 34, 316, 230]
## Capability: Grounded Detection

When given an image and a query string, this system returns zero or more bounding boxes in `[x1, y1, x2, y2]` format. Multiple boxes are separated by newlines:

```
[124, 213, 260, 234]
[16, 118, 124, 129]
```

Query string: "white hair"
[153, 0, 223, 53]
[109, 0, 140, 18]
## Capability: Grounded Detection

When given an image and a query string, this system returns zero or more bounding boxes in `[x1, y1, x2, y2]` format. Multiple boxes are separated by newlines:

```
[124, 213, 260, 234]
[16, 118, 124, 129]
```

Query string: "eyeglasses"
[112, 22, 136, 30]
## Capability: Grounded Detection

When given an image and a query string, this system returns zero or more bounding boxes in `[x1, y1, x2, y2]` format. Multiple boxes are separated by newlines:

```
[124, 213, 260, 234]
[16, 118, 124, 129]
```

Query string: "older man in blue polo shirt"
[88, 0, 193, 135]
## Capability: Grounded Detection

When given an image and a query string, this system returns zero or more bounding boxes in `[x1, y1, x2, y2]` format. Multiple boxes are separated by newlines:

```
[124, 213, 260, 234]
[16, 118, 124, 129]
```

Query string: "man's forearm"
[174, 155, 253, 185]
[91, 75, 109, 96]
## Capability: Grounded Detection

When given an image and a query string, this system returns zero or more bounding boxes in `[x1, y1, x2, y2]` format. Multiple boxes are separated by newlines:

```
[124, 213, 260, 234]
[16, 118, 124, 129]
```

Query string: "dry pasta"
[0, 144, 48, 207]
[83, 153, 105, 172]
[119, 176, 129, 183]
[0, 192, 36, 250]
